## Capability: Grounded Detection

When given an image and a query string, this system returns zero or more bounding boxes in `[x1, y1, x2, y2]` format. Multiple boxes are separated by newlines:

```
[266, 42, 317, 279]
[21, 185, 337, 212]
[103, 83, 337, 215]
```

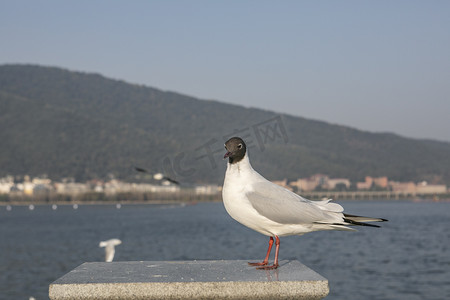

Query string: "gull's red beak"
[224, 151, 232, 159]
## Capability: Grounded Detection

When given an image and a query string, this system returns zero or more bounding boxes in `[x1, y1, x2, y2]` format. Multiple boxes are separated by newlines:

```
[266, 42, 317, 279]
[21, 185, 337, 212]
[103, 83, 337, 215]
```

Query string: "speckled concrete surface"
[49, 260, 329, 299]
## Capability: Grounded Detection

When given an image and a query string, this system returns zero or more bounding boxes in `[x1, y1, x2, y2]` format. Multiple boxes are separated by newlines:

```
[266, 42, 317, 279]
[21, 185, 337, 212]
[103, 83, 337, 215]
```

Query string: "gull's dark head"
[224, 137, 246, 164]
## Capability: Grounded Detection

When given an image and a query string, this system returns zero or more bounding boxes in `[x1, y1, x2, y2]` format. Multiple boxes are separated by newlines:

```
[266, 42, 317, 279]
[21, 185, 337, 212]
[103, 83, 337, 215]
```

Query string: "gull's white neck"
[226, 152, 254, 175]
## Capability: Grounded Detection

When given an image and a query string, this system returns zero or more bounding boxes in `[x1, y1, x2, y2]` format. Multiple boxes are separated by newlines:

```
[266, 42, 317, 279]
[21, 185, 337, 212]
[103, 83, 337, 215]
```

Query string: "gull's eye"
[237, 143, 242, 149]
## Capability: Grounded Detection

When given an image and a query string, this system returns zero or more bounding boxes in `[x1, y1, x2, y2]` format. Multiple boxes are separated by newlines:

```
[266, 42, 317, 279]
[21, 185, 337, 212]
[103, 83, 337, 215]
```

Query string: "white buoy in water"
[52, 204, 57, 210]
[29, 204, 35, 210]
[6, 205, 12, 211]
[116, 203, 121, 209]
[73, 204, 78, 210]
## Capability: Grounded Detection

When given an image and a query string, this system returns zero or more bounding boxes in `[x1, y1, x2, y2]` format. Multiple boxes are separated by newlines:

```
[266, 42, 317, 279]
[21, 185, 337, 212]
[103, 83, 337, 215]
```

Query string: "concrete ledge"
[49, 260, 329, 300]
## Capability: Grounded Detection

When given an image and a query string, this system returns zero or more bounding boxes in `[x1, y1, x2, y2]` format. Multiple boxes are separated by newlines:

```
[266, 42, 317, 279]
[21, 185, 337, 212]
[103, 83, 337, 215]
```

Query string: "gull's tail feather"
[343, 213, 388, 227]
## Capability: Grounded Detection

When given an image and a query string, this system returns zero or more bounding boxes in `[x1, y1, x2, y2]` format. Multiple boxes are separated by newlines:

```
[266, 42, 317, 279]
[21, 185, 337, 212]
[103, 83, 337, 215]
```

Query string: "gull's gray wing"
[246, 181, 343, 225]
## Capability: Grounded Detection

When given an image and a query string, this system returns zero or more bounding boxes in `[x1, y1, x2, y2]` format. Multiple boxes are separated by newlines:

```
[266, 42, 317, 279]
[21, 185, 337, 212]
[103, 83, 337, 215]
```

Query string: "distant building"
[389, 181, 417, 194]
[87, 179, 105, 193]
[416, 181, 447, 194]
[0, 183, 10, 194]
[130, 182, 180, 193]
[325, 178, 351, 190]
[388, 180, 448, 195]
[0, 176, 14, 194]
[357, 176, 388, 190]
[104, 179, 132, 194]
[290, 178, 319, 192]
[310, 174, 330, 186]
[130, 183, 158, 193]
[55, 182, 90, 195]
[289, 174, 350, 191]
[373, 177, 388, 188]
[32, 177, 52, 185]
[23, 175, 34, 195]
[195, 185, 220, 195]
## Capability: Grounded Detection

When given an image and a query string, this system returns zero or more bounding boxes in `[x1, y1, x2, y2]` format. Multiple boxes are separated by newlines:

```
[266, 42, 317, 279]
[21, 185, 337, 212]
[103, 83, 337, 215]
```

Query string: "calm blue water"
[1, 201, 449, 299]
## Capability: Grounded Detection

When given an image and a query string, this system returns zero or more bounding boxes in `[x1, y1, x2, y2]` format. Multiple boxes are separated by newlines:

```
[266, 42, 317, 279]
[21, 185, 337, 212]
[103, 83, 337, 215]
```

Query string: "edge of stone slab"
[50, 280, 329, 300]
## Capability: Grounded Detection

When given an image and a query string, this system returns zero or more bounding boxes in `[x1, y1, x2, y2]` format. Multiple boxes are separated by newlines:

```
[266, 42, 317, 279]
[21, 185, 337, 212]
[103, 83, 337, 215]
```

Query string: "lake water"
[1, 200, 449, 300]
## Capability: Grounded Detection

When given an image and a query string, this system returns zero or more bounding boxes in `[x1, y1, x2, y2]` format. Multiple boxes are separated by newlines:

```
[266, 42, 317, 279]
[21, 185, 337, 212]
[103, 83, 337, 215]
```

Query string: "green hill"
[1, 64, 449, 185]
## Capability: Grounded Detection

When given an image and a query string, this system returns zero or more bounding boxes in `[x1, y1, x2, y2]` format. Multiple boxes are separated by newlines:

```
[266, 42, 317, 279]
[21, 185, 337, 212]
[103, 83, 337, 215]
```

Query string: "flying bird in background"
[134, 167, 180, 185]
[99, 239, 122, 262]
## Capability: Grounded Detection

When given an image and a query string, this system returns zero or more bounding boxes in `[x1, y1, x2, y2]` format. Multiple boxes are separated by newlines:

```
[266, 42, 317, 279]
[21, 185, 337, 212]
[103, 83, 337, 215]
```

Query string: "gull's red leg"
[257, 236, 280, 270]
[248, 236, 273, 266]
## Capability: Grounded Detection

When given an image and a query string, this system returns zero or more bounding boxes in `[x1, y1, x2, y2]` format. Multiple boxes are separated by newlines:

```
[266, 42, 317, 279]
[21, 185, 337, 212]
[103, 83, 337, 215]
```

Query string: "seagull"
[99, 239, 122, 262]
[134, 167, 180, 185]
[222, 137, 387, 270]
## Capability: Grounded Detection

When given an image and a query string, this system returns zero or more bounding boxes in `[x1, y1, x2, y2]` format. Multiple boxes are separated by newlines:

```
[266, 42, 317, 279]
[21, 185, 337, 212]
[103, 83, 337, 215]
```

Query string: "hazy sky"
[2, 1, 450, 141]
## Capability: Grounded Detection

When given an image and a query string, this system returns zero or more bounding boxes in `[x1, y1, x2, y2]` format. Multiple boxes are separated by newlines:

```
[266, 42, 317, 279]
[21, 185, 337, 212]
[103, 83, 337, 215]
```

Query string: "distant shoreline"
[2, 197, 449, 206]
[0, 199, 219, 206]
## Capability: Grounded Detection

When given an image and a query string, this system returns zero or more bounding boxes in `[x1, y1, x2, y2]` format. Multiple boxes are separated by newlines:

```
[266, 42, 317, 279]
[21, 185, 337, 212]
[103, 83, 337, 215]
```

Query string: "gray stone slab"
[49, 260, 329, 300]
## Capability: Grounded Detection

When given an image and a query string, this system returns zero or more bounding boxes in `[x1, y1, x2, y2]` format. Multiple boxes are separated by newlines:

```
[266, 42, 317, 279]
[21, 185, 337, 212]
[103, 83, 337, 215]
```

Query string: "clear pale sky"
[1, 1, 450, 141]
